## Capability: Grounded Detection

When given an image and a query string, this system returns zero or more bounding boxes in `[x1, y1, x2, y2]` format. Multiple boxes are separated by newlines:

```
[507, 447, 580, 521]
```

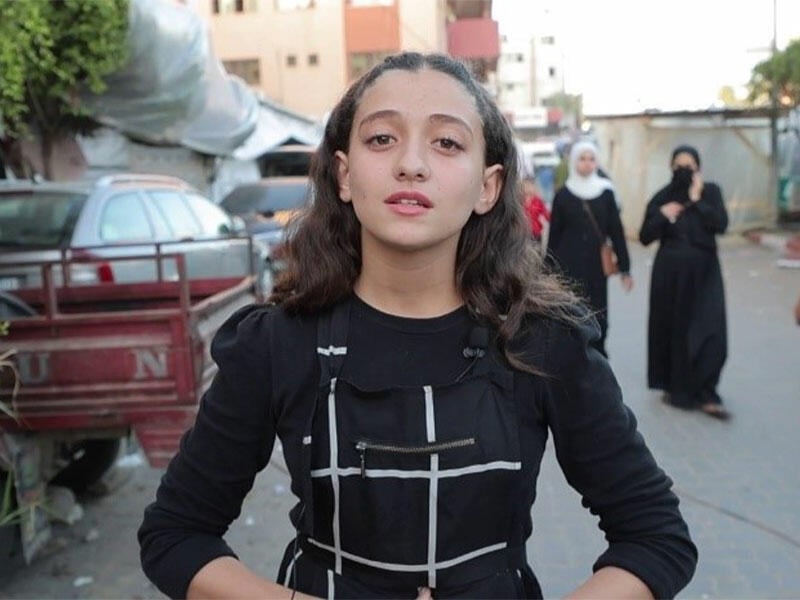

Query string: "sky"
[491, 0, 800, 115]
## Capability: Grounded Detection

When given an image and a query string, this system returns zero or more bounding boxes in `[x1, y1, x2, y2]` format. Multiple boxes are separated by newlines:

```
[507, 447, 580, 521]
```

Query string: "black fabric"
[639, 182, 729, 407]
[139, 295, 697, 599]
[300, 300, 524, 594]
[545, 187, 631, 356]
[670, 144, 701, 168]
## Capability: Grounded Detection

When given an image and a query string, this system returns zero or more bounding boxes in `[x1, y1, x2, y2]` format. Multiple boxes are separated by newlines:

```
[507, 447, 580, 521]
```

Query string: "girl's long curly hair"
[270, 52, 582, 373]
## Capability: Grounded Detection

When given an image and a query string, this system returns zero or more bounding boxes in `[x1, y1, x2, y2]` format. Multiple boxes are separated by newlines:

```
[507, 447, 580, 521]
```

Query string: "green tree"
[0, 0, 129, 178]
[748, 38, 800, 108]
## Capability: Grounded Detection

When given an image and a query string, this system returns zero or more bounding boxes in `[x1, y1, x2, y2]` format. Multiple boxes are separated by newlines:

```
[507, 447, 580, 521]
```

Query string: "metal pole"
[770, 0, 780, 223]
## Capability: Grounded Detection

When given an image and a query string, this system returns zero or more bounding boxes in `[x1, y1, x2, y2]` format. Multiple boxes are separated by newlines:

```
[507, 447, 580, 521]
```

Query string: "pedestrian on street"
[138, 52, 697, 600]
[546, 139, 633, 357]
[794, 292, 800, 325]
[639, 144, 730, 419]
[522, 176, 550, 245]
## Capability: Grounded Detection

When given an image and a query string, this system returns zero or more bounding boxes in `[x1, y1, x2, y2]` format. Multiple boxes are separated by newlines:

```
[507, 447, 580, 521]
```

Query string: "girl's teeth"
[399, 199, 419, 205]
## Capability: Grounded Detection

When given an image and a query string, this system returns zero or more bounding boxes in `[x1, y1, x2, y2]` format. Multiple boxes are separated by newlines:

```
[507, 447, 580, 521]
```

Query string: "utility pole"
[770, 0, 780, 222]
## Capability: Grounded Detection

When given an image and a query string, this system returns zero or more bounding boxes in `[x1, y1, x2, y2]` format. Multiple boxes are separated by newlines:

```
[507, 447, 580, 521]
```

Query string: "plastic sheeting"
[233, 97, 322, 160]
[80, 0, 319, 157]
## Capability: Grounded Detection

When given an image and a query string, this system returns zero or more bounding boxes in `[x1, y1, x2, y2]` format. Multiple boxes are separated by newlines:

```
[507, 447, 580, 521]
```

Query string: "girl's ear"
[474, 164, 503, 215]
[335, 150, 352, 202]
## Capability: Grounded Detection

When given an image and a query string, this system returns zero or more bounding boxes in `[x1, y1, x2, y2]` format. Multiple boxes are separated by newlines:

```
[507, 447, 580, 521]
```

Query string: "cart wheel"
[51, 438, 122, 495]
[0, 471, 24, 582]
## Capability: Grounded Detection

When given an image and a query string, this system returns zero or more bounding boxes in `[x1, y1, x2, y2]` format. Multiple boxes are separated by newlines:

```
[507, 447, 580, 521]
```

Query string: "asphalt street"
[1, 238, 798, 599]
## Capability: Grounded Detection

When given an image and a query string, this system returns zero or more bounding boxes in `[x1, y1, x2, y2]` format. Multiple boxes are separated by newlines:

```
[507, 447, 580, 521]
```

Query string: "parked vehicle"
[0, 174, 268, 294]
[258, 143, 315, 177]
[0, 250, 258, 564]
[219, 176, 312, 276]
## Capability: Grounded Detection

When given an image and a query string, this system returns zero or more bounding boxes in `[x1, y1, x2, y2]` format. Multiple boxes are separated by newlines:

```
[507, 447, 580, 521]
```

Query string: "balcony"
[447, 17, 499, 63]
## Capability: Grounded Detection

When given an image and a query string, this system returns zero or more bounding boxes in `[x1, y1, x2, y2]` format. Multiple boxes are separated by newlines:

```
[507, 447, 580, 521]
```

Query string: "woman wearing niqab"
[546, 140, 632, 357]
[639, 145, 730, 419]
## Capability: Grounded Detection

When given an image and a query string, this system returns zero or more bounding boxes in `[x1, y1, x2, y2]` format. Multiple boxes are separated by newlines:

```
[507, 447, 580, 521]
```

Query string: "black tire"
[51, 438, 122, 495]
[0, 471, 24, 582]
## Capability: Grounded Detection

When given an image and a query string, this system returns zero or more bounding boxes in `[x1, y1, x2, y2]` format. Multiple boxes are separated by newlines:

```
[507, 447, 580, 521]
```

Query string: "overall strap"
[316, 297, 351, 383]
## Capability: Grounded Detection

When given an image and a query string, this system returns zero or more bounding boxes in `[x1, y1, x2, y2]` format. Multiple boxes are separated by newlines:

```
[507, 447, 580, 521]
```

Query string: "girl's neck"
[354, 247, 463, 318]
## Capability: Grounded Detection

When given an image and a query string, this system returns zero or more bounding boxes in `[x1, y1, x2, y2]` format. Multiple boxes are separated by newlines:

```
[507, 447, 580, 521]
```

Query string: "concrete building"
[193, 0, 500, 120]
[495, 15, 566, 139]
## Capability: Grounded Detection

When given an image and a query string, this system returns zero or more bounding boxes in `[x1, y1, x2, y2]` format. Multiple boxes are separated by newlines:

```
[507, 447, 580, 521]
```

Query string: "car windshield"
[221, 182, 309, 215]
[0, 191, 88, 248]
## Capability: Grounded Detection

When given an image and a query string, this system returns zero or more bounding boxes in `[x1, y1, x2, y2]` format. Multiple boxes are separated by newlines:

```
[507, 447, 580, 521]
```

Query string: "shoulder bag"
[581, 201, 619, 277]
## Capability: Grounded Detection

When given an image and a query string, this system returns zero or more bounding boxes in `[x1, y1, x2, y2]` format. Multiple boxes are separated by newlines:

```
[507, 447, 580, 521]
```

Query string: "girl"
[546, 140, 633, 357]
[139, 53, 696, 599]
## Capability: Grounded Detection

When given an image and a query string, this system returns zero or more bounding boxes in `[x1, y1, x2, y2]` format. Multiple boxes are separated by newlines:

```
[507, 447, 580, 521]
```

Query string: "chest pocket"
[307, 366, 522, 589]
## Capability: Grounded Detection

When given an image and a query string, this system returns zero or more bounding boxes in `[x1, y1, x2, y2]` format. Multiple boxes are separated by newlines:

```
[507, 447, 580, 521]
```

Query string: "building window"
[275, 0, 314, 10]
[308, 53, 319, 66]
[286, 54, 297, 67]
[213, 0, 257, 13]
[223, 58, 261, 84]
[349, 51, 392, 80]
[540, 36, 555, 45]
[548, 66, 556, 78]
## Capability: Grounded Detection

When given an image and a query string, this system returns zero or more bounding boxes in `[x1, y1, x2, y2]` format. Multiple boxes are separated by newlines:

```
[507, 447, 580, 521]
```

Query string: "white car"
[0, 174, 266, 299]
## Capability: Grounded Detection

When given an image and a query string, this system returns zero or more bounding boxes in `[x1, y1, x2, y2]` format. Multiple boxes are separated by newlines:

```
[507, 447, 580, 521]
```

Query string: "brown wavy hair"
[270, 52, 582, 372]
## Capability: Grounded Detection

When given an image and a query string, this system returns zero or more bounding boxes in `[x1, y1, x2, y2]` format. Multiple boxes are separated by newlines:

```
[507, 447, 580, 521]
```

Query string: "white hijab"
[565, 140, 614, 200]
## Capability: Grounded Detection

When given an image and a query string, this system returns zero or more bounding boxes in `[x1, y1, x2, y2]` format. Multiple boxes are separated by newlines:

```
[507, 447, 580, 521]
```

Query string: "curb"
[742, 229, 800, 268]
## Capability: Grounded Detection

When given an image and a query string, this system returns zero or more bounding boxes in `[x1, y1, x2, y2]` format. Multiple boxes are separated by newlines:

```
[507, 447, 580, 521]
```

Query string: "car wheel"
[50, 438, 122, 496]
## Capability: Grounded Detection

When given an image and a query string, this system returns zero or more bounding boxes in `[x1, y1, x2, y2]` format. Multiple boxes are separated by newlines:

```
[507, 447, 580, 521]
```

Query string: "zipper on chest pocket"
[354, 437, 476, 478]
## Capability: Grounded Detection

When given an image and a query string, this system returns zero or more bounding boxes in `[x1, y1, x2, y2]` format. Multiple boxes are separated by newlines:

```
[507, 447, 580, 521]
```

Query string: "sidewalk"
[742, 226, 800, 268]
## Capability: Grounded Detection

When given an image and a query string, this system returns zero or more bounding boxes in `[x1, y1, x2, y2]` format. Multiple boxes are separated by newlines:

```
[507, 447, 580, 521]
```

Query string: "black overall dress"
[277, 300, 543, 598]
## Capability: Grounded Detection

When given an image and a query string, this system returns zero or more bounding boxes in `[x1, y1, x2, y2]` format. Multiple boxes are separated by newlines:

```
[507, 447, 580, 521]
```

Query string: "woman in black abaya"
[639, 145, 730, 419]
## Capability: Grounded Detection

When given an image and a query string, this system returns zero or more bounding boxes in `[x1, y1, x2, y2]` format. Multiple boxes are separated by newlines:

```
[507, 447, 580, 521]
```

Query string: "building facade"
[193, 0, 500, 120]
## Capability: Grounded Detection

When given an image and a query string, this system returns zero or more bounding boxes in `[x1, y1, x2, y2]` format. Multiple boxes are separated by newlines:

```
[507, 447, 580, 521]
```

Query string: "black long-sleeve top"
[139, 296, 697, 599]
[639, 182, 728, 249]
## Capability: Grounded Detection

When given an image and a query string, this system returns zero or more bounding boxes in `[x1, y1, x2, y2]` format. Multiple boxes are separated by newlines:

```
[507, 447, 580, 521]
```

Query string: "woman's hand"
[689, 171, 704, 201]
[620, 274, 634, 293]
[660, 202, 684, 223]
[416, 586, 433, 599]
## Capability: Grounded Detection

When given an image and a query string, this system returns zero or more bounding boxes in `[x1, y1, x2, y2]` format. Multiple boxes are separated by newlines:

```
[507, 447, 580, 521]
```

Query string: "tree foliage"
[748, 38, 800, 108]
[0, 0, 129, 141]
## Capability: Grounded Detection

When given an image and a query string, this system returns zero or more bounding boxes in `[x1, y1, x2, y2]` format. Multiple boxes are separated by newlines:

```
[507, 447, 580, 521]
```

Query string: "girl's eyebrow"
[357, 110, 473, 139]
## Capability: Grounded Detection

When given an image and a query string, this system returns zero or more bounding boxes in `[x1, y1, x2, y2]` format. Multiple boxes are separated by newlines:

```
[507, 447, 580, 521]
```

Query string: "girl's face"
[671, 152, 699, 172]
[575, 150, 597, 177]
[335, 68, 502, 261]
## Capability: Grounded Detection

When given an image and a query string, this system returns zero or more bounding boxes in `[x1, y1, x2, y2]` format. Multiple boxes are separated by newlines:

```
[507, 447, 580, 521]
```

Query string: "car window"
[147, 191, 201, 239]
[183, 192, 232, 236]
[0, 190, 87, 248]
[99, 193, 155, 242]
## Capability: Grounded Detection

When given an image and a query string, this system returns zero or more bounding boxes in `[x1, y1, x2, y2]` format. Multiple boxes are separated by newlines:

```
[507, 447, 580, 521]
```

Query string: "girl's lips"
[384, 191, 433, 208]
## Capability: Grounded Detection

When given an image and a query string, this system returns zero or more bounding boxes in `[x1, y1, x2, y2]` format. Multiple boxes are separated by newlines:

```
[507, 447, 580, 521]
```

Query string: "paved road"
[1, 239, 798, 599]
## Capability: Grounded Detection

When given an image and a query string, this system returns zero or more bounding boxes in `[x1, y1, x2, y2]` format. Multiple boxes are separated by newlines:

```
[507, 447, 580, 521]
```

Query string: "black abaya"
[546, 187, 630, 356]
[639, 181, 728, 407]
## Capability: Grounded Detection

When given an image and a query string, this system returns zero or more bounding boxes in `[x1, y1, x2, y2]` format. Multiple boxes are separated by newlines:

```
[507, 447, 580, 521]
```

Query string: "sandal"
[700, 403, 731, 421]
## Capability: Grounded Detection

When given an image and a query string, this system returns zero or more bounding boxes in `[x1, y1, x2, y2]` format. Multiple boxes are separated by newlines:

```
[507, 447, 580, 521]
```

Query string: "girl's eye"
[366, 134, 394, 146]
[436, 137, 464, 152]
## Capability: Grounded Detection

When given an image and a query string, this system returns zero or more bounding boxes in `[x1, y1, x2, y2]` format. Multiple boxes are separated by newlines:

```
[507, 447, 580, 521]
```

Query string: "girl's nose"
[394, 142, 430, 181]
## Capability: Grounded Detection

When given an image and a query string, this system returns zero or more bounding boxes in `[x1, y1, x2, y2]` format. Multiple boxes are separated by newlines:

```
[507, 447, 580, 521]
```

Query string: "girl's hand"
[416, 586, 433, 600]
[620, 274, 634, 293]
[689, 171, 704, 201]
[660, 202, 684, 223]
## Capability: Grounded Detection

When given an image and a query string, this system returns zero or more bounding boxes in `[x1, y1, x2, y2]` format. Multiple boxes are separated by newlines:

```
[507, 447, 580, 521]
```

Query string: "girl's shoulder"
[514, 305, 601, 375]
[212, 302, 320, 364]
